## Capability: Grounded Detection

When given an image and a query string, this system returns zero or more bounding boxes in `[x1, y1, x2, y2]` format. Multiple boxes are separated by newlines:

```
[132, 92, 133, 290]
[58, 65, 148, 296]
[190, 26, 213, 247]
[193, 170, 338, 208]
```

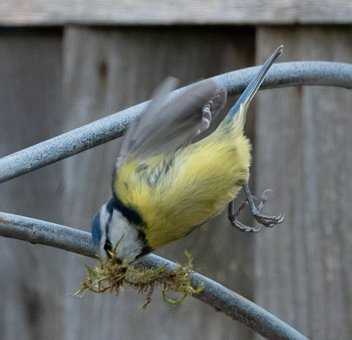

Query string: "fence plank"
[0, 30, 64, 340]
[61, 26, 256, 340]
[1, 0, 352, 25]
[255, 27, 352, 339]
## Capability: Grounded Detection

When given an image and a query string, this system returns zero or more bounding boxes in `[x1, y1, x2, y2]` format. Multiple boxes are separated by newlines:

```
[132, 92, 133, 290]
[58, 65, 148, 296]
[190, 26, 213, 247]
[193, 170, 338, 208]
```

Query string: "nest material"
[76, 251, 203, 308]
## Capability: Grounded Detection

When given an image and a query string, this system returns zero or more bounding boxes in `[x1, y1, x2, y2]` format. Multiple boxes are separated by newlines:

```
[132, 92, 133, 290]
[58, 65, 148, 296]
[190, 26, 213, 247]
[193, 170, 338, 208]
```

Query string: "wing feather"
[116, 78, 227, 169]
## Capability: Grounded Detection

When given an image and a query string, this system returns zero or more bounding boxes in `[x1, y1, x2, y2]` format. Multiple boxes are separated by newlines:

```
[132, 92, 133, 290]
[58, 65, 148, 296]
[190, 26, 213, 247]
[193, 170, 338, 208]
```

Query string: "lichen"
[76, 251, 203, 308]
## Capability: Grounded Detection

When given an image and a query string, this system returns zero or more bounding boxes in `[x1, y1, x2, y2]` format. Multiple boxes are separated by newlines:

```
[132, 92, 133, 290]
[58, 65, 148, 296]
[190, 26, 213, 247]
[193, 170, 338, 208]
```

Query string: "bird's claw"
[252, 210, 285, 228]
[228, 200, 263, 233]
[230, 215, 262, 233]
[228, 185, 284, 233]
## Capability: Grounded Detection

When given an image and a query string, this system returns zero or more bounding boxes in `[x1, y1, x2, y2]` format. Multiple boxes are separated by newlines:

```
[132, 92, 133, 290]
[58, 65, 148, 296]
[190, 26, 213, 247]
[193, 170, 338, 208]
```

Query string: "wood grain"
[61, 26, 256, 340]
[0, 29, 64, 340]
[255, 27, 352, 339]
[1, 0, 352, 25]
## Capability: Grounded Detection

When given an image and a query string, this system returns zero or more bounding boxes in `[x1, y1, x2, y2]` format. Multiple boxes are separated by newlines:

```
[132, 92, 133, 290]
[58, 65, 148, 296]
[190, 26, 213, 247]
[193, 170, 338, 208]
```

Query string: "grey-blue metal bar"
[0, 211, 307, 340]
[0, 61, 351, 183]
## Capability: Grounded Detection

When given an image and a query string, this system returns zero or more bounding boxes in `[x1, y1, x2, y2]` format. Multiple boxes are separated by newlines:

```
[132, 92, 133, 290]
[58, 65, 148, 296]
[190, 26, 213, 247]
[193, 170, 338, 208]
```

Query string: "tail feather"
[226, 45, 283, 126]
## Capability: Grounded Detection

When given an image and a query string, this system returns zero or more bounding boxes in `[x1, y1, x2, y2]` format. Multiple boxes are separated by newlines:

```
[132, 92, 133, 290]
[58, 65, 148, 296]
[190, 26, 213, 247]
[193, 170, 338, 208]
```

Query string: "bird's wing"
[116, 78, 227, 169]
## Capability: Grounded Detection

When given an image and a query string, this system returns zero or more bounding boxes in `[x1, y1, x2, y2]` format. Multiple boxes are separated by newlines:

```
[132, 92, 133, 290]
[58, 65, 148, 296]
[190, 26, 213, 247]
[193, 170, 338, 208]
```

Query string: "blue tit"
[92, 46, 284, 263]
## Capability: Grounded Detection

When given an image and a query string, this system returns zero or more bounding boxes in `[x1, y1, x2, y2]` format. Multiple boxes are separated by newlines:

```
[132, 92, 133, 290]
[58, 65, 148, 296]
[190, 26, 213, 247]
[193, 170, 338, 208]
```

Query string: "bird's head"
[91, 197, 151, 263]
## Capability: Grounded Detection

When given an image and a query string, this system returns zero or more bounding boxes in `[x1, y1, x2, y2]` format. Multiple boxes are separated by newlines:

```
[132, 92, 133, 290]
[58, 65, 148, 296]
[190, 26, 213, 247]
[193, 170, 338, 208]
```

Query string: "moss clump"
[76, 251, 203, 308]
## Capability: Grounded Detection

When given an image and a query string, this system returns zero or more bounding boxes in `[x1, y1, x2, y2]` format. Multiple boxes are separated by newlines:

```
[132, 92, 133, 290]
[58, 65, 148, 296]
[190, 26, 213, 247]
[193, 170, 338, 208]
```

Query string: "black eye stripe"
[91, 212, 102, 246]
[106, 199, 115, 214]
[104, 239, 113, 258]
[104, 205, 113, 250]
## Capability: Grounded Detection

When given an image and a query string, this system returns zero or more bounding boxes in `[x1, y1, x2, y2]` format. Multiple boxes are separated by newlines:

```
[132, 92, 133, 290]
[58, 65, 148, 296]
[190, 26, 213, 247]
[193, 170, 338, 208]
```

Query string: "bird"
[91, 46, 284, 263]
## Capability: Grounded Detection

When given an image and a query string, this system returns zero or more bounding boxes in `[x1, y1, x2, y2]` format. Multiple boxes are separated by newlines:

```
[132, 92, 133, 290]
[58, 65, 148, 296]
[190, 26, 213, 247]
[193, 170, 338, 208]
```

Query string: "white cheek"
[109, 210, 143, 262]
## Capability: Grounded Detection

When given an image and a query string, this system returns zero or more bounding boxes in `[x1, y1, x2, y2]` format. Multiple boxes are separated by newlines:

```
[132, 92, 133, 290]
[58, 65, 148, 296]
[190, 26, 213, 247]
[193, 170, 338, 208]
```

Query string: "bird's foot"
[228, 200, 262, 232]
[228, 185, 284, 232]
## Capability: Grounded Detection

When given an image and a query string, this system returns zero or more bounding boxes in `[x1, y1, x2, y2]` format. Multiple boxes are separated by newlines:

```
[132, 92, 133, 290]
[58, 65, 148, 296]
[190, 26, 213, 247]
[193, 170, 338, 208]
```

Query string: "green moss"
[76, 251, 203, 308]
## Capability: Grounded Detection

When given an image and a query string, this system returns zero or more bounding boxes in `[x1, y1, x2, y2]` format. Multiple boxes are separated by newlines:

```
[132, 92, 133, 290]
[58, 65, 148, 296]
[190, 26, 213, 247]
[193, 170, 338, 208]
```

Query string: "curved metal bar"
[0, 211, 307, 340]
[0, 61, 351, 183]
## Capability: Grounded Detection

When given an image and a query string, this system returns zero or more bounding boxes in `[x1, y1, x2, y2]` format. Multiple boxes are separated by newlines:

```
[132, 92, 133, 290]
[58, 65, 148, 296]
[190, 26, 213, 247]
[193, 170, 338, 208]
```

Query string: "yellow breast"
[114, 123, 251, 249]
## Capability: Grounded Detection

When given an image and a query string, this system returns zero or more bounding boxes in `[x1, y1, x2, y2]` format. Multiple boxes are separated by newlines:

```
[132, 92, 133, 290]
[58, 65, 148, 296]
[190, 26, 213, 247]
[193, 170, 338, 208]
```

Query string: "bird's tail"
[225, 45, 283, 131]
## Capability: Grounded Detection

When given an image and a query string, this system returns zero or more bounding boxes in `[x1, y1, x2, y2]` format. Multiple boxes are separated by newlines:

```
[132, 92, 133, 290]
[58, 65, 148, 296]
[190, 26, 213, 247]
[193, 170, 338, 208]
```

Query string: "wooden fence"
[0, 2, 351, 339]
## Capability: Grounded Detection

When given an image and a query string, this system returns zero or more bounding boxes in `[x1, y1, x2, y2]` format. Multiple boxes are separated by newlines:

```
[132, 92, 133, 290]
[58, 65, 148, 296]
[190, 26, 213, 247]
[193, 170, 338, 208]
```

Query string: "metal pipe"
[0, 211, 307, 340]
[0, 61, 351, 183]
